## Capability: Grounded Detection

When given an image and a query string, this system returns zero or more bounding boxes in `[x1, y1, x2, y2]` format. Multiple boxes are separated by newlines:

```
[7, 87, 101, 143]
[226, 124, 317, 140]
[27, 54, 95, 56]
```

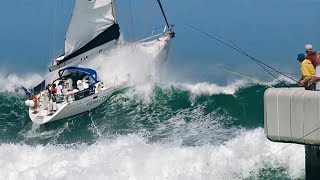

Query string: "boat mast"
[112, 0, 117, 23]
[156, 0, 175, 37]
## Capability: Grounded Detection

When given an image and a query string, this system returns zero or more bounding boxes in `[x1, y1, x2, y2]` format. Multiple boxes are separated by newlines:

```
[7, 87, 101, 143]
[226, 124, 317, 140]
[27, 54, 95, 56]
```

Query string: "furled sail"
[50, 0, 120, 71]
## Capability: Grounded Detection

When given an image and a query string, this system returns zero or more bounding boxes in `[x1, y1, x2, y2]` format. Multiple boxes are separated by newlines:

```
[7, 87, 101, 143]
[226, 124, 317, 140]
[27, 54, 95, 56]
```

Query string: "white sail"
[49, 0, 174, 72]
[64, 0, 116, 57]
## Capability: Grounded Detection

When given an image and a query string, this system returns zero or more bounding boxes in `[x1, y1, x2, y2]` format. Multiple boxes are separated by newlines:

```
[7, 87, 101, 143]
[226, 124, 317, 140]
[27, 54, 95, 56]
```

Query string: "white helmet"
[305, 43, 313, 51]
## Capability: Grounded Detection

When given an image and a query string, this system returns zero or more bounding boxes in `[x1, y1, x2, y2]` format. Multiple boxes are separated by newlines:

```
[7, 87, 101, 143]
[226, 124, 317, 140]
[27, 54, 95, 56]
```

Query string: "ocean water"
[0, 46, 305, 180]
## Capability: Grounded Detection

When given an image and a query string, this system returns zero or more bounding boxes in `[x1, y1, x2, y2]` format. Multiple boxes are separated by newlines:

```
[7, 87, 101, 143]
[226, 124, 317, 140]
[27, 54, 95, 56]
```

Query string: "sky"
[0, 0, 320, 82]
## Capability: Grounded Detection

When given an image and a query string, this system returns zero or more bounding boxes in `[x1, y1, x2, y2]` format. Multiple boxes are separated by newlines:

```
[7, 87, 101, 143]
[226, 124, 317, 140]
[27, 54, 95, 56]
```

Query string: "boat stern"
[28, 103, 67, 124]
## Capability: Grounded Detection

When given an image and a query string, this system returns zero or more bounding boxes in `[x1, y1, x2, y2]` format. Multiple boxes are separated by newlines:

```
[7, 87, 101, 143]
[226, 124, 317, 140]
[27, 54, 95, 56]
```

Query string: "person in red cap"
[305, 43, 317, 68]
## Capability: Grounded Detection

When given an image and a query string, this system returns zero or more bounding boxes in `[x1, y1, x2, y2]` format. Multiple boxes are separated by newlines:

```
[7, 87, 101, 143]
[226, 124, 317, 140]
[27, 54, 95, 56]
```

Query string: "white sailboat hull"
[135, 32, 173, 63]
[29, 87, 116, 124]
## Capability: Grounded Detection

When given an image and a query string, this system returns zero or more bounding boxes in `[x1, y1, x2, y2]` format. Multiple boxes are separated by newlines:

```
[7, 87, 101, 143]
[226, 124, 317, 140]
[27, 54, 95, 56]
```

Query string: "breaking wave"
[0, 129, 304, 180]
[0, 44, 303, 179]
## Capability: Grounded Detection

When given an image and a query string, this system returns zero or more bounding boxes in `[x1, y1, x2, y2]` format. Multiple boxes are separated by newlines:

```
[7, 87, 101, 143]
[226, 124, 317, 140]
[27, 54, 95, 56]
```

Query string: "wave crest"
[0, 129, 304, 179]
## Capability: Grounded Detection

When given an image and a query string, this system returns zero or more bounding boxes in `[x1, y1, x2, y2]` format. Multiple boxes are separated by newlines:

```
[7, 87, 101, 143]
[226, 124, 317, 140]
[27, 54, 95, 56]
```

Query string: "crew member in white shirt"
[57, 81, 64, 95]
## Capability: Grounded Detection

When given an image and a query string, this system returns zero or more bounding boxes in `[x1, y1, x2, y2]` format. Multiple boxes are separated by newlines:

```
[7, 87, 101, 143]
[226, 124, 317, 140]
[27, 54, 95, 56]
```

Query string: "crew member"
[57, 81, 63, 96]
[51, 84, 57, 94]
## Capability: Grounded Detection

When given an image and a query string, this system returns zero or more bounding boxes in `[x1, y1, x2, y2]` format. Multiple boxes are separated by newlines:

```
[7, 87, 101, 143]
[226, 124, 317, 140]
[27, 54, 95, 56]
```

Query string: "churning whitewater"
[0, 45, 304, 179]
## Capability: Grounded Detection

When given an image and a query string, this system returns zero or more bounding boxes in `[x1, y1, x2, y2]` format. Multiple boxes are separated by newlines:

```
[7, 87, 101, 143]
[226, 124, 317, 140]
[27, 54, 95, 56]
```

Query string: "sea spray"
[0, 73, 43, 93]
[84, 44, 160, 86]
[0, 129, 304, 180]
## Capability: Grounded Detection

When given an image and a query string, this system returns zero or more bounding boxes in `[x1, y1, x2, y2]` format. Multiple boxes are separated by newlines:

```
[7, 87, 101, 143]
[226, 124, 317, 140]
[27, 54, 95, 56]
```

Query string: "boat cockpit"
[50, 67, 103, 102]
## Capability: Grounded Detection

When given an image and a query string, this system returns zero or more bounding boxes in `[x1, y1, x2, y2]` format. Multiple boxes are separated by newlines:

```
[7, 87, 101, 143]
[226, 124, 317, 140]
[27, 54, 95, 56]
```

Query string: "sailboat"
[24, 66, 119, 124]
[24, 0, 175, 124]
[49, 0, 175, 72]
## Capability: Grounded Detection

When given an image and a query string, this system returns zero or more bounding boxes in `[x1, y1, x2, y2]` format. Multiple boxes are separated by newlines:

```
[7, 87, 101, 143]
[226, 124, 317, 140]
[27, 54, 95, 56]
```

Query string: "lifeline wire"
[185, 24, 298, 84]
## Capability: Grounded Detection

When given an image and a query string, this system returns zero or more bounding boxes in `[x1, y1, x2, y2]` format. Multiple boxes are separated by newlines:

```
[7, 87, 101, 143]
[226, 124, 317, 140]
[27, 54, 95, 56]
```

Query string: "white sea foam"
[81, 44, 251, 103]
[268, 74, 297, 86]
[116, 80, 251, 105]
[0, 128, 304, 180]
[171, 80, 249, 96]
[0, 73, 43, 92]
[84, 45, 159, 86]
[0, 42, 294, 113]
[0, 43, 266, 97]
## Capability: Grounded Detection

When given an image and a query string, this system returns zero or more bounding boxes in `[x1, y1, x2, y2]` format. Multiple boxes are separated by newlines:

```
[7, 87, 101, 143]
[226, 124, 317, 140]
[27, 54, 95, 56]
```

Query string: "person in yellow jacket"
[297, 53, 315, 88]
